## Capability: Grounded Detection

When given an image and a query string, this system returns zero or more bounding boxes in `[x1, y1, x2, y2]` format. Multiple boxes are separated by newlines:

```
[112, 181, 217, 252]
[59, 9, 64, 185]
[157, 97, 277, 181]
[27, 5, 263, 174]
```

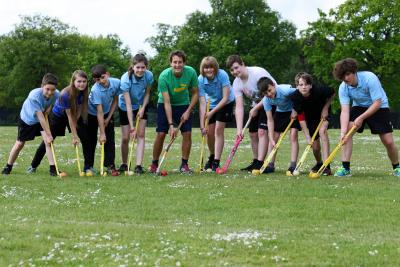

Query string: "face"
[170, 56, 185, 76]
[133, 61, 147, 77]
[343, 72, 357, 86]
[229, 62, 245, 78]
[94, 73, 109, 87]
[297, 78, 312, 97]
[74, 76, 88, 91]
[264, 84, 276, 99]
[203, 65, 215, 79]
[42, 84, 57, 99]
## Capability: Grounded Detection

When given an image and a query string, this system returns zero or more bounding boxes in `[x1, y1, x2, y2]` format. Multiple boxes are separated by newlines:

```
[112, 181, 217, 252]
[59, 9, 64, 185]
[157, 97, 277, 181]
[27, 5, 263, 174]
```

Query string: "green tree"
[302, 0, 400, 110]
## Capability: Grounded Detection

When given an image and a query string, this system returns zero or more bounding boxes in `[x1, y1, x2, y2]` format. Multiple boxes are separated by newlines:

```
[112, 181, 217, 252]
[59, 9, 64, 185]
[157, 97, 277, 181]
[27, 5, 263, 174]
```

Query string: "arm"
[266, 110, 275, 146]
[299, 120, 311, 144]
[249, 99, 263, 118]
[321, 92, 336, 120]
[65, 109, 79, 145]
[235, 96, 244, 137]
[181, 87, 199, 122]
[199, 96, 206, 135]
[104, 96, 118, 127]
[36, 111, 53, 143]
[353, 99, 381, 128]
[123, 92, 136, 139]
[96, 104, 106, 143]
[138, 86, 151, 119]
[339, 104, 350, 142]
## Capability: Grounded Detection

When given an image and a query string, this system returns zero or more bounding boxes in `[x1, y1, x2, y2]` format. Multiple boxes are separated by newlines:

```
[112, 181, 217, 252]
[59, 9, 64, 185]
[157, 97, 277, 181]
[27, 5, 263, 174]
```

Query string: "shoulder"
[120, 72, 130, 82]
[184, 65, 197, 75]
[109, 77, 121, 85]
[217, 69, 229, 80]
[159, 68, 172, 78]
[144, 70, 154, 80]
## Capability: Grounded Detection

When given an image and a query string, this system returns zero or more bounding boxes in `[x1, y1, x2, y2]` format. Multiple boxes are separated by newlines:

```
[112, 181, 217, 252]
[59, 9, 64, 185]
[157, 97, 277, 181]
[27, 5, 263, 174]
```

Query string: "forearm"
[340, 109, 350, 134]
[107, 97, 118, 120]
[124, 93, 135, 129]
[199, 99, 206, 129]
[66, 110, 78, 138]
[37, 112, 51, 135]
[358, 100, 381, 121]
[187, 90, 199, 113]
[235, 99, 244, 129]
[97, 112, 105, 135]
[267, 113, 275, 141]
[299, 120, 310, 140]
[142, 87, 151, 108]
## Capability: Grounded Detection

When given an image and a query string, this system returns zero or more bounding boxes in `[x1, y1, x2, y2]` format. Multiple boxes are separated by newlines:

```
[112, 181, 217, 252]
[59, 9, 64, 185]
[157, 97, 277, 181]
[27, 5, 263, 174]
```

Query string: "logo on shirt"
[174, 84, 188, 93]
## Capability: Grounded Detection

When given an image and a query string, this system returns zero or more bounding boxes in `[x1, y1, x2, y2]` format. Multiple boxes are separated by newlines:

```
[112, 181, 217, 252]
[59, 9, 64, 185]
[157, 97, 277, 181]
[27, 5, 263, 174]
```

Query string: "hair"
[128, 53, 148, 77]
[41, 73, 58, 86]
[226, 55, 244, 69]
[60, 70, 89, 121]
[257, 77, 275, 95]
[295, 72, 313, 86]
[333, 58, 358, 80]
[91, 64, 107, 79]
[199, 56, 219, 76]
[169, 50, 187, 63]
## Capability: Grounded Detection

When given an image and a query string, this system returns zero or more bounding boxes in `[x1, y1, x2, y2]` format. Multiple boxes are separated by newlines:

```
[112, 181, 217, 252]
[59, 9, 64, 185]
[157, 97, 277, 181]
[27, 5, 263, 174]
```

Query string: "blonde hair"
[200, 56, 219, 76]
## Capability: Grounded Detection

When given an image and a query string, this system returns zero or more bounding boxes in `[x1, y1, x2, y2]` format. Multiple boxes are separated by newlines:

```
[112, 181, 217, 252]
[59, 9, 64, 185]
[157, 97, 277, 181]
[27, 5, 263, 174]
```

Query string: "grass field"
[1, 126, 400, 266]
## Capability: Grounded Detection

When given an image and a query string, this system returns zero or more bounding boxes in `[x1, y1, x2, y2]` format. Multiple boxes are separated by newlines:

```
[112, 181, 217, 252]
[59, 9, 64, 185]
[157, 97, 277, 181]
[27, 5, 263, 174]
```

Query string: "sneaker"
[323, 168, 332, 176]
[180, 163, 193, 174]
[286, 166, 295, 176]
[148, 163, 158, 173]
[311, 163, 323, 173]
[85, 168, 96, 177]
[2, 166, 11, 175]
[118, 164, 128, 172]
[26, 166, 37, 174]
[334, 167, 351, 177]
[262, 166, 275, 174]
[212, 162, 220, 172]
[134, 165, 144, 174]
[241, 159, 257, 171]
[107, 166, 120, 176]
[204, 155, 214, 170]
[393, 167, 400, 177]
[49, 170, 57, 176]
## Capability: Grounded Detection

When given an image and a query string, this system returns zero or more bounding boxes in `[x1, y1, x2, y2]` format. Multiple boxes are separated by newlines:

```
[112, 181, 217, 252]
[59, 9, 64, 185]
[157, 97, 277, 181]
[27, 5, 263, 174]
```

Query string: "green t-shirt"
[157, 66, 198, 105]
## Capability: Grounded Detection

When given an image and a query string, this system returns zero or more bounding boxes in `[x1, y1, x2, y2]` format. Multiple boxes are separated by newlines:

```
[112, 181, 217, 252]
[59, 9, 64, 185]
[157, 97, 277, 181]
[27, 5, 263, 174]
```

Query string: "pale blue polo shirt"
[20, 88, 60, 125]
[338, 71, 389, 108]
[263, 84, 296, 112]
[88, 77, 122, 115]
[198, 69, 235, 109]
[118, 70, 154, 111]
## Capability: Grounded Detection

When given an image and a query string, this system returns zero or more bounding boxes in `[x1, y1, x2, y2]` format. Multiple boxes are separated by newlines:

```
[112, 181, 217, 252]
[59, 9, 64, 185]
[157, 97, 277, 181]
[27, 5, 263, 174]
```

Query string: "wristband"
[169, 123, 174, 126]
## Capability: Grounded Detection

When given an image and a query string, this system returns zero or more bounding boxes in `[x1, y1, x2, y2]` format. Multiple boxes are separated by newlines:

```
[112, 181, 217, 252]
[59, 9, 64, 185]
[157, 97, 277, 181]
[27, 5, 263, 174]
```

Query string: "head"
[128, 53, 148, 78]
[41, 73, 58, 99]
[333, 58, 358, 86]
[169, 50, 186, 76]
[226, 55, 245, 78]
[257, 77, 276, 99]
[64, 70, 89, 121]
[295, 72, 313, 97]
[91, 64, 109, 86]
[200, 56, 219, 79]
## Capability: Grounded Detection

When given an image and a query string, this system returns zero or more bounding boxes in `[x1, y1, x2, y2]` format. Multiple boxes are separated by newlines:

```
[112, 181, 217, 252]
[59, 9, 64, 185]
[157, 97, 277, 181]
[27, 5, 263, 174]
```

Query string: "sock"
[290, 161, 296, 168]
[152, 159, 159, 165]
[254, 160, 263, 169]
[49, 165, 56, 173]
[342, 161, 350, 170]
[6, 164, 13, 170]
[213, 159, 220, 165]
[209, 154, 215, 161]
[181, 158, 188, 165]
[392, 163, 399, 169]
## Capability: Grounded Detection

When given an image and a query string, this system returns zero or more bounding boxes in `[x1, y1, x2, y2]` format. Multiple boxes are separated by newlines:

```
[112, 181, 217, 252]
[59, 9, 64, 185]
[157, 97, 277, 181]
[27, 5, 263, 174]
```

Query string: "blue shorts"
[156, 104, 192, 133]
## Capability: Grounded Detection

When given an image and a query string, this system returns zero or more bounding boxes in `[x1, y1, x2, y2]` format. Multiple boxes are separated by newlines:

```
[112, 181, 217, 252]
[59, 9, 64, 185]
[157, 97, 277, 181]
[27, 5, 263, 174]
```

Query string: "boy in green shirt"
[149, 50, 199, 173]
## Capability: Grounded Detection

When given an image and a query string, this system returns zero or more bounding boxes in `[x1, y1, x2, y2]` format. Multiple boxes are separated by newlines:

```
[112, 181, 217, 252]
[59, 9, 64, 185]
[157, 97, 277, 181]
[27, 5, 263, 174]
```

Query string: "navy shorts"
[17, 117, 42, 142]
[156, 104, 192, 133]
[208, 102, 234, 124]
[350, 107, 393, 134]
[119, 106, 149, 126]
[48, 111, 71, 137]
[273, 111, 301, 133]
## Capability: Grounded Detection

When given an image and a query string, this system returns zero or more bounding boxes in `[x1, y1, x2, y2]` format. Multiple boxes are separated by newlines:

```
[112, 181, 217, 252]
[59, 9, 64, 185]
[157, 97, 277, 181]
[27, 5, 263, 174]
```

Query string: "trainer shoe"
[180, 163, 193, 174]
[26, 166, 37, 174]
[393, 167, 400, 177]
[212, 162, 220, 172]
[322, 168, 332, 176]
[118, 164, 128, 172]
[2, 166, 11, 175]
[311, 162, 323, 173]
[204, 157, 213, 170]
[241, 159, 257, 171]
[262, 166, 275, 174]
[286, 166, 295, 176]
[107, 165, 120, 176]
[148, 163, 158, 173]
[134, 165, 144, 174]
[49, 170, 57, 176]
[334, 167, 351, 177]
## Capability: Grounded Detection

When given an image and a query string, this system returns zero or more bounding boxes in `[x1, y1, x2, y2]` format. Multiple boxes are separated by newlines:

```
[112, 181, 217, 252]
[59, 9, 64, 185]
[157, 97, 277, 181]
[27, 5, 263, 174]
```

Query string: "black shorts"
[249, 109, 268, 133]
[17, 118, 42, 142]
[274, 111, 301, 133]
[208, 102, 234, 124]
[350, 107, 393, 134]
[119, 106, 149, 126]
[48, 111, 71, 137]
[304, 115, 331, 141]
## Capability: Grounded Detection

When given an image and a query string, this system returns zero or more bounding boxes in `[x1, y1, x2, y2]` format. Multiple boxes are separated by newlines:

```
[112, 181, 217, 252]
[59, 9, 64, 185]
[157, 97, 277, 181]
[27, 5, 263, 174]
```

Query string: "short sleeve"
[198, 76, 205, 97]
[367, 73, 384, 102]
[60, 92, 71, 109]
[158, 73, 169, 93]
[146, 71, 154, 87]
[219, 71, 231, 88]
[120, 73, 131, 92]
[190, 69, 199, 88]
[263, 96, 272, 111]
[91, 89, 102, 106]
[338, 83, 350, 105]
[233, 79, 242, 98]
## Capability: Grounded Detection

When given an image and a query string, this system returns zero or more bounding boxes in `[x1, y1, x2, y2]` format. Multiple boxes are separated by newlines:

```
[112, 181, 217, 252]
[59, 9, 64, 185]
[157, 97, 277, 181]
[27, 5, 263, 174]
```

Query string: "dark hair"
[91, 64, 107, 79]
[226, 55, 244, 69]
[128, 53, 148, 77]
[60, 70, 89, 122]
[41, 73, 58, 86]
[333, 58, 358, 80]
[169, 50, 186, 63]
[295, 72, 313, 86]
[257, 77, 275, 95]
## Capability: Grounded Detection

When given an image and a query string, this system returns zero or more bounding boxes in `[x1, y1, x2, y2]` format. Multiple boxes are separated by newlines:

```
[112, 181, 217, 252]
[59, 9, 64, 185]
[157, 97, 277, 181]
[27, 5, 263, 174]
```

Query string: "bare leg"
[207, 123, 216, 156]
[249, 132, 258, 159]
[341, 122, 354, 162]
[257, 128, 269, 161]
[319, 121, 330, 161]
[379, 132, 399, 164]
[214, 121, 226, 160]
[120, 125, 130, 164]
[136, 119, 147, 166]
[290, 129, 299, 163]
[182, 132, 192, 160]
[41, 131, 55, 165]
[7, 140, 26, 165]
[152, 132, 166, 161]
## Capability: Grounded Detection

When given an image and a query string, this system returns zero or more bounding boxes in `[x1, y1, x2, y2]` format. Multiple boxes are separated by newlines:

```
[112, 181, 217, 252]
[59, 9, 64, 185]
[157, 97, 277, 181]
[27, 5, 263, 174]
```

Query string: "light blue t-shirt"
[338, 71, 389, 108]
[20, 88, 60, 125]
[118, 70, 154, 111]
[88, 77, 121, 115]
[263, 84, 296, 112]
[198, 69, 235, 109]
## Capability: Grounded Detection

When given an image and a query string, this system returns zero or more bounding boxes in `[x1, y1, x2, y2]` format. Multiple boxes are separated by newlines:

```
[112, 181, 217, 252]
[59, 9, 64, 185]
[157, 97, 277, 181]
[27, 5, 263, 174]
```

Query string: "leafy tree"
[302, 0, 400, 110]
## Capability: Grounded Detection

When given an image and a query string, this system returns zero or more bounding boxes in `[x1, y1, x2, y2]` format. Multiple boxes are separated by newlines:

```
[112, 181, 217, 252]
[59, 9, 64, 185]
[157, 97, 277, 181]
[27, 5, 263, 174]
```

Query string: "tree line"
[0, 0, 399, 122]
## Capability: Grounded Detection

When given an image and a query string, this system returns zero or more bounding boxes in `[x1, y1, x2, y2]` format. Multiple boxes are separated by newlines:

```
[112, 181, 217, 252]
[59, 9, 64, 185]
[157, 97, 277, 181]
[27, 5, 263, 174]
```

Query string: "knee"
[15, 141, 25, 150]
[258, 129, 267, 138]
[121, 135, 129, 144]
[382, 138, 395, 148]
[137, 129, 145, 139]
[215, 126, 224, 137]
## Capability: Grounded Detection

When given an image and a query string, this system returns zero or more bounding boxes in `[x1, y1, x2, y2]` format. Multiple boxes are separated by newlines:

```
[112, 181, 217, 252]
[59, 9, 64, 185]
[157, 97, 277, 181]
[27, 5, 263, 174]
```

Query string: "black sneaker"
[323, 168, 332, 176]
[286, 166, 295, 176]
[26, 166, 37, 174]
[2, 166, 11, 175]
[204, 156, 214, 170]
[118, 164, 128, 172]
[212, 161, 220, 172]
[311, 162, 323, 173]
[262, 166, 275, 174]
[241, 159, 257, 171]
[134, 165, 144, 174]
[49, 170, 57, 176]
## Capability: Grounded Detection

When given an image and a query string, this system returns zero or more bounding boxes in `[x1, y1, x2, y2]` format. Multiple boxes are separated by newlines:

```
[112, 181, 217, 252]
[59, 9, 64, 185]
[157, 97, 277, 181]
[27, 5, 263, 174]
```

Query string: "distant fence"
[2, 107, 400, 129]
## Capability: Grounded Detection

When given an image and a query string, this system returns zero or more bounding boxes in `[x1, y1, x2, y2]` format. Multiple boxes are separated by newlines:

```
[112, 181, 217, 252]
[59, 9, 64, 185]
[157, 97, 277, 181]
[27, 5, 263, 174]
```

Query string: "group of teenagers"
[2, 50, 400, 177]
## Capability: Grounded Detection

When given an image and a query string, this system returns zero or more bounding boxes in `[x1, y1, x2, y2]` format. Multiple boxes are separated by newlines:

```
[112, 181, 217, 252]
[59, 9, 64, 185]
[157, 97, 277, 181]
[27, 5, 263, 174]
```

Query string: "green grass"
[1, 126, 400, 266]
